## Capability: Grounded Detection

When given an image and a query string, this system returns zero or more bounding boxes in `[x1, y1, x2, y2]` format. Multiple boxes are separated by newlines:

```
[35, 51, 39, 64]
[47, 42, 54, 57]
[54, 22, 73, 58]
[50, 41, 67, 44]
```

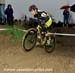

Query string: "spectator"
[63, 9, 70, 27]
[5, 4, 14, 25]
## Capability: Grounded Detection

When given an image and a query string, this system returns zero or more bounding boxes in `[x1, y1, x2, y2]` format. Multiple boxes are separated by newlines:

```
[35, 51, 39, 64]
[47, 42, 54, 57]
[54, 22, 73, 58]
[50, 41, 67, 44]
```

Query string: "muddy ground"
[0, 26, 75, 73]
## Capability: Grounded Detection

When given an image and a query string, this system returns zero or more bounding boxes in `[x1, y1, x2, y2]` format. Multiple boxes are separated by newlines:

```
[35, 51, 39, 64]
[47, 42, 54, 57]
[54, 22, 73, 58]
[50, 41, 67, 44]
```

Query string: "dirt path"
[0, 27, 75, 73]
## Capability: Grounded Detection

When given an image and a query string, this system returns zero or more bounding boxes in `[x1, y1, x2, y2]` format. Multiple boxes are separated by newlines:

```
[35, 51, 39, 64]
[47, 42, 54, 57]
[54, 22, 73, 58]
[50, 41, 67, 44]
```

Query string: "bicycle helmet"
[29, 5, 38, 12]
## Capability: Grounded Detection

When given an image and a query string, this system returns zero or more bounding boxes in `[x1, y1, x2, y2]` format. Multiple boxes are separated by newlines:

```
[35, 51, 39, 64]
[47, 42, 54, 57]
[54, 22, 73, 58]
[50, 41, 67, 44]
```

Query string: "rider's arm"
[40, 11, 49, 25]
[34, 11, 50, 27]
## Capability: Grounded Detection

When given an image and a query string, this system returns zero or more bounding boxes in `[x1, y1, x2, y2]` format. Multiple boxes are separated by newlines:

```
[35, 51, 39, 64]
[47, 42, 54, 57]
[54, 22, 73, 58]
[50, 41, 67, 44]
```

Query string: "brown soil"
[0, 26, 75, 73]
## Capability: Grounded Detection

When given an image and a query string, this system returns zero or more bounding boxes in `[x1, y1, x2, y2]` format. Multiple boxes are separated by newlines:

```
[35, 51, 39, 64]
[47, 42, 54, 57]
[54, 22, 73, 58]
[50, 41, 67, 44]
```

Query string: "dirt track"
[0, 27, 75, 73]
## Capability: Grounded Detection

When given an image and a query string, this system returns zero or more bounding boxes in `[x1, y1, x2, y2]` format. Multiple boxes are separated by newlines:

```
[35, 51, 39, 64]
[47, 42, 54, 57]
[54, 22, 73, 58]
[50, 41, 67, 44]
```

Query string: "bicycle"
[22, 25, 55, 53]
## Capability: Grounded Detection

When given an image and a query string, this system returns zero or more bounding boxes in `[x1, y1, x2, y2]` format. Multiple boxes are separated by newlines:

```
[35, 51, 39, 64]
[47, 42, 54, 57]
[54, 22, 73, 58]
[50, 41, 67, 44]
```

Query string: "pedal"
[37, 35, 41, 39]
[47, 40, 50, 45]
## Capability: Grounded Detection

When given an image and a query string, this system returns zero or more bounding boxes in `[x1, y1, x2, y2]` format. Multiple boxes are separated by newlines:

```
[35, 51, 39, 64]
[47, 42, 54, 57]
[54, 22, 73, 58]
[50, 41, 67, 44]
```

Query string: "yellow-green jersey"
[34, 11, 52, 28]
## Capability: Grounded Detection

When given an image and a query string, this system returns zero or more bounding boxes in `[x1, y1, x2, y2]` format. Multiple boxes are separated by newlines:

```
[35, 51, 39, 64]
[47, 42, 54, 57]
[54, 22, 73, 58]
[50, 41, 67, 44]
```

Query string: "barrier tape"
[48, 33, 75, 36]
[0, 29, 8, 31]
[0, 28, 75, 37]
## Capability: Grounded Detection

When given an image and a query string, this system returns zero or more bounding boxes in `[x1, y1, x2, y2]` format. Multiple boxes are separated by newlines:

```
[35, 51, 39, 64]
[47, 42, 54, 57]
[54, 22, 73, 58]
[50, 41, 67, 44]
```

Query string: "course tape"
[0, 28, 75, 37]
[0, 28, 8, 31]
[48, 33, 75, 36]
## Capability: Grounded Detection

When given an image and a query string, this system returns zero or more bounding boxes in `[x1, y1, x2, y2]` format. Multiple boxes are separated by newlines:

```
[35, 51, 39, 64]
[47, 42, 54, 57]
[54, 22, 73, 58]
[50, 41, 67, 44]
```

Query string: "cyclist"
[29, 5, 53, 45]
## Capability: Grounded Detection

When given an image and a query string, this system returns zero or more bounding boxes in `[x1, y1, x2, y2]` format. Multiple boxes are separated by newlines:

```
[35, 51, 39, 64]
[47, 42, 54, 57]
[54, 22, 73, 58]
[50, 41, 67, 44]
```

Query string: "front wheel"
[45, 35, 55, 53]
[23, 28, 37, 51]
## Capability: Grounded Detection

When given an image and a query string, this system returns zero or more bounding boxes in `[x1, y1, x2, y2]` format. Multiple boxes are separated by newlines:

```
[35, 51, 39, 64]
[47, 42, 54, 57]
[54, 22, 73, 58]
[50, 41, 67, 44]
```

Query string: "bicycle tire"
[45, 35, 55, 53]
[23, 28, 37, 51]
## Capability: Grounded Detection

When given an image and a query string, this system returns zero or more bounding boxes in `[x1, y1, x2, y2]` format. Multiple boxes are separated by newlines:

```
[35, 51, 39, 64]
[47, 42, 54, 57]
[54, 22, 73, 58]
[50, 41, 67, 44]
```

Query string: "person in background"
[5, 4, 14, 25]
[63, 9, 70, 27]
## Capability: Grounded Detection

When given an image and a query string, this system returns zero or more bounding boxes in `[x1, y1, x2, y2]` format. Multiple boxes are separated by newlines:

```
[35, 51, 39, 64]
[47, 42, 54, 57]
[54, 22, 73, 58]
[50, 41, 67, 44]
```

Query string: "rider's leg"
[45, 26, 52, 45]
[36, 25, 42, 46]
[40, 26, 47, 45]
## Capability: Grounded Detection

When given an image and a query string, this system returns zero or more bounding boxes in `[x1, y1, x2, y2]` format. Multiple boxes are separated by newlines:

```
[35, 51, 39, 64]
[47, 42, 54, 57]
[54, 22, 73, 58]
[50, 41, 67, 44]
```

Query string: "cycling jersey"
[34, 11, 52, 28]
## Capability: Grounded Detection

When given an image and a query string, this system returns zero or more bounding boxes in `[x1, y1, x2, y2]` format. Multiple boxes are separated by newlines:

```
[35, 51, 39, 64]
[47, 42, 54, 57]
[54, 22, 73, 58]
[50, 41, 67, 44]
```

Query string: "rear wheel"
[23, 28, 37, 51]
[45, 35, 55, 53]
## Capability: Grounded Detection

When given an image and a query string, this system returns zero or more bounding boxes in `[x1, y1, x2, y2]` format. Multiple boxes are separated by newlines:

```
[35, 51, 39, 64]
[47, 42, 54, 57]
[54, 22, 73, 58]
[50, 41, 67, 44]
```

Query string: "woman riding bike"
[29, 5, 53, 45]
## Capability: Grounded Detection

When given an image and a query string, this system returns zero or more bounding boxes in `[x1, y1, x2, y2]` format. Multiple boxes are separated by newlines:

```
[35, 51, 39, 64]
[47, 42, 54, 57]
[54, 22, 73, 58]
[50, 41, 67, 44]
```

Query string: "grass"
[0, 25, 25, 42]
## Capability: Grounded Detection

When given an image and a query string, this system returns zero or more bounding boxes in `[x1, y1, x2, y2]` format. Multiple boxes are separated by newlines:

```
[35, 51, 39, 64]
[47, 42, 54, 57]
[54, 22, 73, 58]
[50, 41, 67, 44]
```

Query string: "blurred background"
[0, 0, 75, 24]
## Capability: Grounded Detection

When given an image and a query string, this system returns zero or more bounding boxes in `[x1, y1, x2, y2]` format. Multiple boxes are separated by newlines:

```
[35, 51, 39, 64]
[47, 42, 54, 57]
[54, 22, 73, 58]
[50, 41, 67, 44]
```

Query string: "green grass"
[0, 25, 25, 42]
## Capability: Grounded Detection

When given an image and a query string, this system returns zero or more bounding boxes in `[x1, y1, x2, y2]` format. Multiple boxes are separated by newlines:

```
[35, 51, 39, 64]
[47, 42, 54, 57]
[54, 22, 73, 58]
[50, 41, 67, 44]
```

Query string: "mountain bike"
[23, 25, 55, 53]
